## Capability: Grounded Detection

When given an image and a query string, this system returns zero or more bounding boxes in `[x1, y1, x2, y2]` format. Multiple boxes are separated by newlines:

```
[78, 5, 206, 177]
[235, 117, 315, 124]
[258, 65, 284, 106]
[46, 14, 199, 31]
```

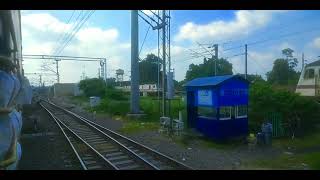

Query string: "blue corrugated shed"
[185, 75, 245, 87]
[185, 75, 249, 141]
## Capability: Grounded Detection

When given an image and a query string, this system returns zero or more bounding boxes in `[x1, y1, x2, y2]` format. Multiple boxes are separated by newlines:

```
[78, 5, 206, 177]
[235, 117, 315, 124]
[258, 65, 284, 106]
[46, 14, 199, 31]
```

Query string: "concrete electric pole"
[55, 59, 60, 83]
[214, 44, 218, 76]
[245, 44, 248, 80]
[302, 53, 305, 71]
[162, 10, 167, 117]
[130, 10, 140, 114]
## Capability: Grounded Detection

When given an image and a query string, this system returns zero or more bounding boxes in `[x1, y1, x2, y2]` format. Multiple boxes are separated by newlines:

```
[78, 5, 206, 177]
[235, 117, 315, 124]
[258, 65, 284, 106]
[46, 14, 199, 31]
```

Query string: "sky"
[20, 10, 320, 86]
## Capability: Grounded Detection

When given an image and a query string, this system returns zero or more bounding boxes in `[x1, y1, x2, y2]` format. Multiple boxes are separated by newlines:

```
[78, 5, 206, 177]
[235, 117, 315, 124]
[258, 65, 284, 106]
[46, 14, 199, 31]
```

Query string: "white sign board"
[197, 90, 213, 106]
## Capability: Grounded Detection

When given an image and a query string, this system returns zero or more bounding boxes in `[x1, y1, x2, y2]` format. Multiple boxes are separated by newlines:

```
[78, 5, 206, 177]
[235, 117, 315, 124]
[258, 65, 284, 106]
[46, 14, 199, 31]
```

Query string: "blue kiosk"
[185, 75, 249, 141]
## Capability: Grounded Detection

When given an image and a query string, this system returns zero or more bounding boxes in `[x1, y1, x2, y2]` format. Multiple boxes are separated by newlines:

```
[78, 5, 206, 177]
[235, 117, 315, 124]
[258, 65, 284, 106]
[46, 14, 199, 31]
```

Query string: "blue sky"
[21, 10, 320, 86]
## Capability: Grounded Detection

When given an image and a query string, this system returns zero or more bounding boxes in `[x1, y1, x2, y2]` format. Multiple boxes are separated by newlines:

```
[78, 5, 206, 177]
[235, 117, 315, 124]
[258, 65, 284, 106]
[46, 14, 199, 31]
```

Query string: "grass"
[70, 96, 89, 106]
[241, 151, 320, 170]
[241, 130, 320, 170]
[272, 128, 320, 150]
[119, 121, 160, 134]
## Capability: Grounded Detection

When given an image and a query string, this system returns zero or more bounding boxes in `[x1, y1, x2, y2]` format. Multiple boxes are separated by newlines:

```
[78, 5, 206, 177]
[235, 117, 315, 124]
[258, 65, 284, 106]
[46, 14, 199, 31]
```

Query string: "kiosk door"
[187, 91, 197, 128]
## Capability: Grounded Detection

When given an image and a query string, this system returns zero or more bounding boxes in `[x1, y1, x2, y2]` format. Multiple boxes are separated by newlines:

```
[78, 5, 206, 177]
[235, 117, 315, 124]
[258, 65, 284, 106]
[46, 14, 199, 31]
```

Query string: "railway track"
[39, 99, 192, 170]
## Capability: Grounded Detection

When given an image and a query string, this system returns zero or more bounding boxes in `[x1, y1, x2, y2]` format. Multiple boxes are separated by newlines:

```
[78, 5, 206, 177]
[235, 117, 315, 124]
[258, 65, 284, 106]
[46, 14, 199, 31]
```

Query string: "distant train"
[296, 60, 320, 97]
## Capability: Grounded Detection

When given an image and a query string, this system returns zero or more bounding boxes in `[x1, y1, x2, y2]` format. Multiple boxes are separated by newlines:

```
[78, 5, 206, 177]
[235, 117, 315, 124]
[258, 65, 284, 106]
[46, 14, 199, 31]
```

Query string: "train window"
[304, 69, 315, 79]
[219, 106, 231, 120]
[198, 106, 217, 119]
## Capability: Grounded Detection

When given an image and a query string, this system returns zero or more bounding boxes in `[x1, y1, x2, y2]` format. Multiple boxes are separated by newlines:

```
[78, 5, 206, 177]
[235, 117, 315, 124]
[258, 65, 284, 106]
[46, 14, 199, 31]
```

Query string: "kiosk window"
[220, 107, 231, 120]
[198, 107, 217, 118]
[236, 106, 247, 118]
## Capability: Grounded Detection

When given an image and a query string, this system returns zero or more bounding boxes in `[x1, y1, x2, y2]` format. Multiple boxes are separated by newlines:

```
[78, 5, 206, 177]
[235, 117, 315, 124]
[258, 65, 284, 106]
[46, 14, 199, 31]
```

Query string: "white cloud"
[76, 27, 118, 42]
[174, 10, 285, 43]
[22, 13, 72, 33]
[312, 37, 320, 49]
[21, 13, 131, 84]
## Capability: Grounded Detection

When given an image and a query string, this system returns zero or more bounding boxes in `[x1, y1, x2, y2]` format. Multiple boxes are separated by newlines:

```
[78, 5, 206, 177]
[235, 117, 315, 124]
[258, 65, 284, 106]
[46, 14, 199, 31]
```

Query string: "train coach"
[296, 60, 320, 97]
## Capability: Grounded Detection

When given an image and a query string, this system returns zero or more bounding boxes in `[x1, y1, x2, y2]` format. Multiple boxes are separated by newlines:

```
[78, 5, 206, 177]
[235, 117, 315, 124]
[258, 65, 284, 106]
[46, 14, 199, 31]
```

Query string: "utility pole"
[130, 10, 140, 114]
[104, 59, 107, 84]
[162, 10, 167, 117]
[245, 44, 248, 80]
[197, 42, 216, 76]
[302, 53, 305, 71]
[39, 74, 42, 87]
[168, 10, 173, 134]
[157, 10, 161, 114]
[55, 59, 60, 83]
[214, 44, 218, 76]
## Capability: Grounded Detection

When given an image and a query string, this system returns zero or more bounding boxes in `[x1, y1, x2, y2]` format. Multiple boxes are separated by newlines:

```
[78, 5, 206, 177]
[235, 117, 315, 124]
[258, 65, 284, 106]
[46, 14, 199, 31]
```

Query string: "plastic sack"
[8, 74, 21, 107]
[16, 77, 32, 105]
[9, 109, 22, 137]
[0, 118, 14, 162]
[0, 70, 14, 108]
[6, 142, 21, 170]
[261, 122, 272, 134]
[0, 70, 15, 162]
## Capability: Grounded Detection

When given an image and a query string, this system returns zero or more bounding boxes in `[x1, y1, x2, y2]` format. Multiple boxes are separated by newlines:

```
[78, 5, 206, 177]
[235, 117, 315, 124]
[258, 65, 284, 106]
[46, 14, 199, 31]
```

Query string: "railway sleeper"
[97, 148, 119, 154]
[101, 149, 122, 156]
[86, 164, 104, 170]
[104, 152, 123, 157]
[83, 136, 102, 140]
[93, 143, 116, 149]
[83, 160, 98, 165]
[118, 164, 141, 170]
[74, 130, 94, 134]
[81, 156, 94, 161]
[112, 159, 135, 167]
[107, 155, 129, 161]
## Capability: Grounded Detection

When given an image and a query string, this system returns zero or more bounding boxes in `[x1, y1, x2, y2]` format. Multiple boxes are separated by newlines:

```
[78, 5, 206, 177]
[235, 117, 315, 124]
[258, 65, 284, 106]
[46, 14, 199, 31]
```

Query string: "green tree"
[282, 48, 298, 69]
[267, 48, 300, 86]
[249, 81, 320, 136]
[79, 78, 106, 97]
[267, 59, 290, 85]
[175, 79, 187, 92]
[139, 53, 162, 84]
[236, 73, 265, 83]
[185, 57, 233, 81]
[106, 77, 116, 87]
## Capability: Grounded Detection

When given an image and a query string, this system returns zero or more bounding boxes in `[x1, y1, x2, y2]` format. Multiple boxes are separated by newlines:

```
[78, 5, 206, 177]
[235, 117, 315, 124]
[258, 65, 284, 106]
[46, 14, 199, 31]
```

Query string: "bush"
[94, 98, 130, 116]
[105, 86, 128, 101]
[79, 78, 106, 97]
[249, 81, 320, 136]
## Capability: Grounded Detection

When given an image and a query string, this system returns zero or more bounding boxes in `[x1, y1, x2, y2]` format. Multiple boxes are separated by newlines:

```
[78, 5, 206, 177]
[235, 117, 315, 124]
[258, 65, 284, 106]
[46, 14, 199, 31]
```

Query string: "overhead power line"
[54, 10, 95, 56]
[52, 10, 84, 55]
[51, 10, 76, 55]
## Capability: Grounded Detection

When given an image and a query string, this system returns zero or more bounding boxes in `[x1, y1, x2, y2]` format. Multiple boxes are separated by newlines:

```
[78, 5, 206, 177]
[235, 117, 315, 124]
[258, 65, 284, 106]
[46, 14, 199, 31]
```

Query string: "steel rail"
[40, 102, 87, 170]
[44, 99, 193, 170]
[40, 102, 118, 170]
[41, 100, 159, 170]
